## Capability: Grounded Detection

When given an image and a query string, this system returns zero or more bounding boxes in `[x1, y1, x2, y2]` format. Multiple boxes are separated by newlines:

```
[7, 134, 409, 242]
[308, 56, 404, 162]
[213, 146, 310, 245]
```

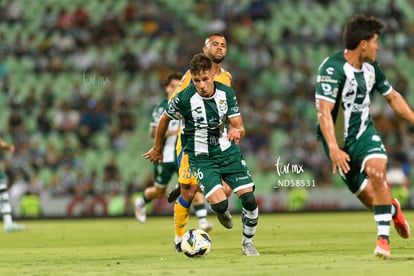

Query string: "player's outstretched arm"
[385, 89, 414, 125]
[142, 113, 172, 163]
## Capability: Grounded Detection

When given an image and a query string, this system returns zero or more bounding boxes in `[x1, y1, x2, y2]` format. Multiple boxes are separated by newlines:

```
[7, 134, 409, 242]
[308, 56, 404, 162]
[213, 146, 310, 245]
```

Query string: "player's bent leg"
[192, 192, 214, 232]
[356, 183, 410, 239]
[0, 183, 25, 233]
[238, 189, 259, 256]
[168, 184, 180, 203]
[356, 180, 374, 211]
[365, 159, 392, 258]
[174, 196, 191, 252]
[173, 183, 198, 252]
[391, 198, 410, 239]
[135, 185, 166, 223]
[209, 192, 233, 229]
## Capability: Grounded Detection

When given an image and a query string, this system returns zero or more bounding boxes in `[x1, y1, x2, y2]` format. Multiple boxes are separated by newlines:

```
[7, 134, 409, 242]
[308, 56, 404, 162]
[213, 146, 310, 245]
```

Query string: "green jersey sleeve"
[165, 94, 183, 120]
[226, 87, 240, 118]
[315, 54, 346, 104]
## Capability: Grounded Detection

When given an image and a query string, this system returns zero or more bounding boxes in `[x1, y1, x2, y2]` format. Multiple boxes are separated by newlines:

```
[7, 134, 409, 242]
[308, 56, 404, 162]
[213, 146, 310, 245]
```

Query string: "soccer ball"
[181, 229, 212, 258]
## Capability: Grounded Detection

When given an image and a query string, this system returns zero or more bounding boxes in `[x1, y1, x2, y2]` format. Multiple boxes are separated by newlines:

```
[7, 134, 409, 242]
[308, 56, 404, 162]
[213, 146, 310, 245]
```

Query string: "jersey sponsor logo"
[209, 136, 219, 145]
[316, 75, 338, 84]
[368, 147, 384, 153]
[326, 67, 334, 75]
[195, 116, 204, 124]
[167, 104, 181, 119]
[167, 104, 175, 114]
[351, 102, 370, 112]
[319, 83, 338, 97]
[208, 117, 219, 125]
[236, 175, 250, 181]
[343, 88, 355, 99]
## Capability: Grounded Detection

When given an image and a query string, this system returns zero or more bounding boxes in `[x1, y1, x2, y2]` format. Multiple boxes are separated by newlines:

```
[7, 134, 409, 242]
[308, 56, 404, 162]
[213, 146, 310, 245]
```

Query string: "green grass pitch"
[1, 212, 414, 276]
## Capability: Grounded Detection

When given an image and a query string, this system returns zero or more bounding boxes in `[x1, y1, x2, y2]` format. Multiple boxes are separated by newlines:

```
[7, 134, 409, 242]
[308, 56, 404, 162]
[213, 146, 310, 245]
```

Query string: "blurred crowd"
[0, 0, 414, 216]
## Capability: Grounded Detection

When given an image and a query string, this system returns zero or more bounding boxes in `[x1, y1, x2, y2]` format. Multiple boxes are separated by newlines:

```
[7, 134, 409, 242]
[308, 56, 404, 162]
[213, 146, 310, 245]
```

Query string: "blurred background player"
[134, 72, 182, 223]
[315, 14, 410, 258]
[167, 33, 233, 252]
[144, 53, 260, 256]
[0, 137, 25, 232]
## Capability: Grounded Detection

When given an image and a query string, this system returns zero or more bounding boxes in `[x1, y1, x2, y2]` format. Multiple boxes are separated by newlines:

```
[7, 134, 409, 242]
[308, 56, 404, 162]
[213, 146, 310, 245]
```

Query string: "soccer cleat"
[175, 242, 182, 253]
[134, 197, 146, 223]
[242, 240, 260, 256]
[168, 185, 180, 203]
[4, 222, 25, 233]
[217, 210, 233, 229]
[392, 198, 410, 239]
[374, 237, 390, 259]
[199, 221, 214, 233]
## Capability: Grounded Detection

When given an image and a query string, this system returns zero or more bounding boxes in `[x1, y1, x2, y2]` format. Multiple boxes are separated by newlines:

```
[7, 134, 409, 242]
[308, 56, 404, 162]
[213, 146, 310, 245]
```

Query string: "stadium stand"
[0, 0, 414, 216]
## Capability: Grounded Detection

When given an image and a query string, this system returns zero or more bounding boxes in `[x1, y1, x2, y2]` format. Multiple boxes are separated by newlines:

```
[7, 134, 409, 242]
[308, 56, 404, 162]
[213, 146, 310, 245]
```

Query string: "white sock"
[0, 183, 13, 225]
[175, 236, 182, 244]
[3, 214, 12, 225]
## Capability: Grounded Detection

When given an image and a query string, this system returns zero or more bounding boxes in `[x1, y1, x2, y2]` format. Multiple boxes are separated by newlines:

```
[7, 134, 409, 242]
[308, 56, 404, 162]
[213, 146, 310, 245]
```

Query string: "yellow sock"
[174, 196, 191, 238]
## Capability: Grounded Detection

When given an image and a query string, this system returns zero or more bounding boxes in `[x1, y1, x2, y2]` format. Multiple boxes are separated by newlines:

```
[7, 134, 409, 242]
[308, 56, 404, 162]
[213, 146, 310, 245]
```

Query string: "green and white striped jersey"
[150, 98, 179, 163]
[315, 51, 392, 145]
[166, 81, 240, 156]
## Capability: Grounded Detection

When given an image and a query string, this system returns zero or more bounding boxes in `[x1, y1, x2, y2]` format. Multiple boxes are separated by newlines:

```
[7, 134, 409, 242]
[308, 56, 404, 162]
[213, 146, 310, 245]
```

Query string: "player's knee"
[210, 199, 228, 214]
[179, 183, 197, 202]
[239, 192, 257, 211]
[155, 187, 166, 197]
[365, 165, 386, 182]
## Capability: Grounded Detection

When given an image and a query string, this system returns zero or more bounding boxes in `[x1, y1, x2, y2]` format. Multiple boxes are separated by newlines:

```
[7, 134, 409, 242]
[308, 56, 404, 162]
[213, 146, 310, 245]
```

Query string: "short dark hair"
[189, 53, 212, 75]
[164, 71, 183, 87]
[343, 14, 384, 50]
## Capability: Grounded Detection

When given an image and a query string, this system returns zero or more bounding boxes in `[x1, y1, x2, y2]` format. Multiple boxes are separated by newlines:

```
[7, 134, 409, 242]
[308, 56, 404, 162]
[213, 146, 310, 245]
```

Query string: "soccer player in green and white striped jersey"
[316, 14, 411, 259]
[134, 72, 182, 223]
[143, 53, 259, 256]
[0, 138, 25, 232]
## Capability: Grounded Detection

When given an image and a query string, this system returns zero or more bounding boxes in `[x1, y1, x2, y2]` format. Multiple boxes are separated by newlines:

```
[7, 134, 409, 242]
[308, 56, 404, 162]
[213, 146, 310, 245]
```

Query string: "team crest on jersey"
[366, 74, 375, 91]
[218, 100, 227, 112]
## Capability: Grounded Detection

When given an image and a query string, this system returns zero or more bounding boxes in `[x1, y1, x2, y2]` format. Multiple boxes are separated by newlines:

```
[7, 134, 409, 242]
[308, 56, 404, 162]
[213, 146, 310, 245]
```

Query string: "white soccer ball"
[181, 229, 212, 258]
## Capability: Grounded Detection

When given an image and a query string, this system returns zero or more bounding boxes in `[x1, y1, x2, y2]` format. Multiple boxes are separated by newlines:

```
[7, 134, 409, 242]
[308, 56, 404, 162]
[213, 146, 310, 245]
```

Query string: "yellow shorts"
[178, 152, 198, 185]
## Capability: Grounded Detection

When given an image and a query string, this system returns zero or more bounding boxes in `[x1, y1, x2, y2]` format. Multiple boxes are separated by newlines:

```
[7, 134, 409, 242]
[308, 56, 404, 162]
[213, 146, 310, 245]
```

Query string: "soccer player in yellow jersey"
[169, 33, 233, 252]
